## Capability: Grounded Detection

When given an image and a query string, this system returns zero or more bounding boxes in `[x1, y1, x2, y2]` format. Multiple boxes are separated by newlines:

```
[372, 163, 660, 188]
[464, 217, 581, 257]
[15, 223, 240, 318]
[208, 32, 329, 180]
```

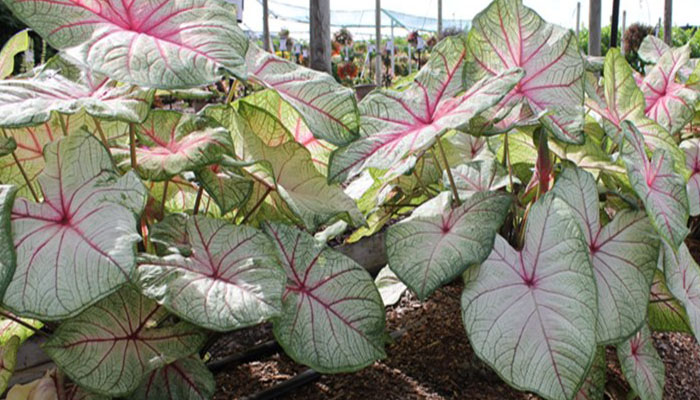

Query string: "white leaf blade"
[387, 191, 511, 300]
[2, 0, 249, 88]
[3, 132, 146, 319]
[44, 287, 207, 396]
[265, 223, 386, 373]
[462, 193, 597, 400]
[137, 215, 285, 332]
[617, 325, 665, 400]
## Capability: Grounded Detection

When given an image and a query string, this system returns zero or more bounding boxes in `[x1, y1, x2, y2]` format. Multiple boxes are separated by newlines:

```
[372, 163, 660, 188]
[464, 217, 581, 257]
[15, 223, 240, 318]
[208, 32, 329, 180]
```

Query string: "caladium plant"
[136, 214, 286, 332]
[0, 0, 699, 399]
[617, 325, 665, 400]
[641, 45, 699, 135]
[462, 193, 598, 400]
[682, 138, 700, 216]
[386, 191, 511, 300]
[1, 0, 249, 89]
[44, 286, 207, 396]
[328, 36, 523, 183]
[265, 222, 386, 373]
[115, 110, 233, 181]
[552, 167, 659, 344]
[0, 29, 29, 79]
[0, 68, 152, 128]
[4, 132, 146, 319]
[466, 0, 585, 144]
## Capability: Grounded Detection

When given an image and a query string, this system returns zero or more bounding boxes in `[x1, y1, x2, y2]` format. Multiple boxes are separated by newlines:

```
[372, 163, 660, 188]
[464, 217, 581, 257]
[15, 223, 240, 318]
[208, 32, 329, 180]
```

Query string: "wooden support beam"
[438, 0, 443, 36]
[309, 0, 331, 73]
[262, 0, 270, 52]
[375, 0, 382, 86]
[664, 0, 673, 45]
[588, 0, 602, 56]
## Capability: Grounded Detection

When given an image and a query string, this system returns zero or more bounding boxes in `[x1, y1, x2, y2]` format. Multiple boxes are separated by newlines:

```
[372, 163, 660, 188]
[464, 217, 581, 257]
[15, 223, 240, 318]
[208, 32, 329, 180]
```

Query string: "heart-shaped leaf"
[0, 70, 152, 128]
[44, 287, 206, 396]
[550, 122, 626, 176]
[586, 49, 645, 132]
[264, 223, 386, 373]
[0, 312, 42, 344]
[642, 45, 699, 135]
[585, 49, 685, 173]
[146, 177, 205, 216]
[128, 356, 215, 400]
[197, 164, 253, 215]
[638, 36, 670, 64]
[621, 121, 689, 249]
[462, 193, 597, 400]
[574, 347, 606, 400]
[205, 105, 363, 230]
[467, 0, 585, 144]
[12, 371, 108, 400]
[0, 113, 84, 198]
[648, 270, 692, 333]
[681, 138, 700, 216]
[329, 36, 522, 183]
[0, 29, 29, 79]
[660, 241, 700, 342]
[447, 131, 490, 161]
[617, 325, 665, 400]
[245, 44, 358, 146]
[446, 159, 513, 198]
[552, 167, 659, 343]
[136, 215, 285, 332]
[387, 191, 511, 300]
[374, 266, 407, 307]
[238, 90, 335, 175]
[115, 110, 233, 181]
[0, 137, 16, 157]
[0, 185, 17, 299]
[0, 335, 19, 393]
[3, 132, 146, 319]
[2, 0, 248, 89]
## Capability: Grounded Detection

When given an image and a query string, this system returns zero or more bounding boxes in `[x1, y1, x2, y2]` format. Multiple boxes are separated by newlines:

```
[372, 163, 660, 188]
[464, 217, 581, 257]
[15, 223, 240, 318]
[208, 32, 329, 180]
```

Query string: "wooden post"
[622, 10, 626, 35]
[621, 10, 627, 54]
[310, 0, 331, 73]
[375, 0, 382, 87]
[391, 20, 395, 77]
[437, 0, 443, 36]
[575, 2, 581, 39]
[664, 0, 672, 44]
[610, 0, 620, 48]
[588, 0, 602, 56]
[262, 0, 271, 52]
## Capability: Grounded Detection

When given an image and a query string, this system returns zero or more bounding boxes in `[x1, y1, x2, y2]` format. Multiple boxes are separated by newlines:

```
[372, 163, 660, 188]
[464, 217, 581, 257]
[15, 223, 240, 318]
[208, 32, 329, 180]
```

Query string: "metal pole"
[438, 0, 443, 36]
[588, 0, 602, 56]
[309, 0, 331, 73]
[262, 0, 270, 52]
[663, 0, 672, 44]
[375, 0, 382, 86]
[610, 0, 620, 48]
[575, 2, 581, 39]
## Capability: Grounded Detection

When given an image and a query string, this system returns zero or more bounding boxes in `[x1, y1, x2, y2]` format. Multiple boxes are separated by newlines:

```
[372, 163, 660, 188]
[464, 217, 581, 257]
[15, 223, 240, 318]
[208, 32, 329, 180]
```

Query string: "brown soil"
[210, 282, 700, 400]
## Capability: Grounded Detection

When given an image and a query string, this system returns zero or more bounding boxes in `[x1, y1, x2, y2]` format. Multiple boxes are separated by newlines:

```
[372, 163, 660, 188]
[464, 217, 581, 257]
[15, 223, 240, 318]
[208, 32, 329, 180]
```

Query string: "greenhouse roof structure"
[258, 0, 471, 32]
